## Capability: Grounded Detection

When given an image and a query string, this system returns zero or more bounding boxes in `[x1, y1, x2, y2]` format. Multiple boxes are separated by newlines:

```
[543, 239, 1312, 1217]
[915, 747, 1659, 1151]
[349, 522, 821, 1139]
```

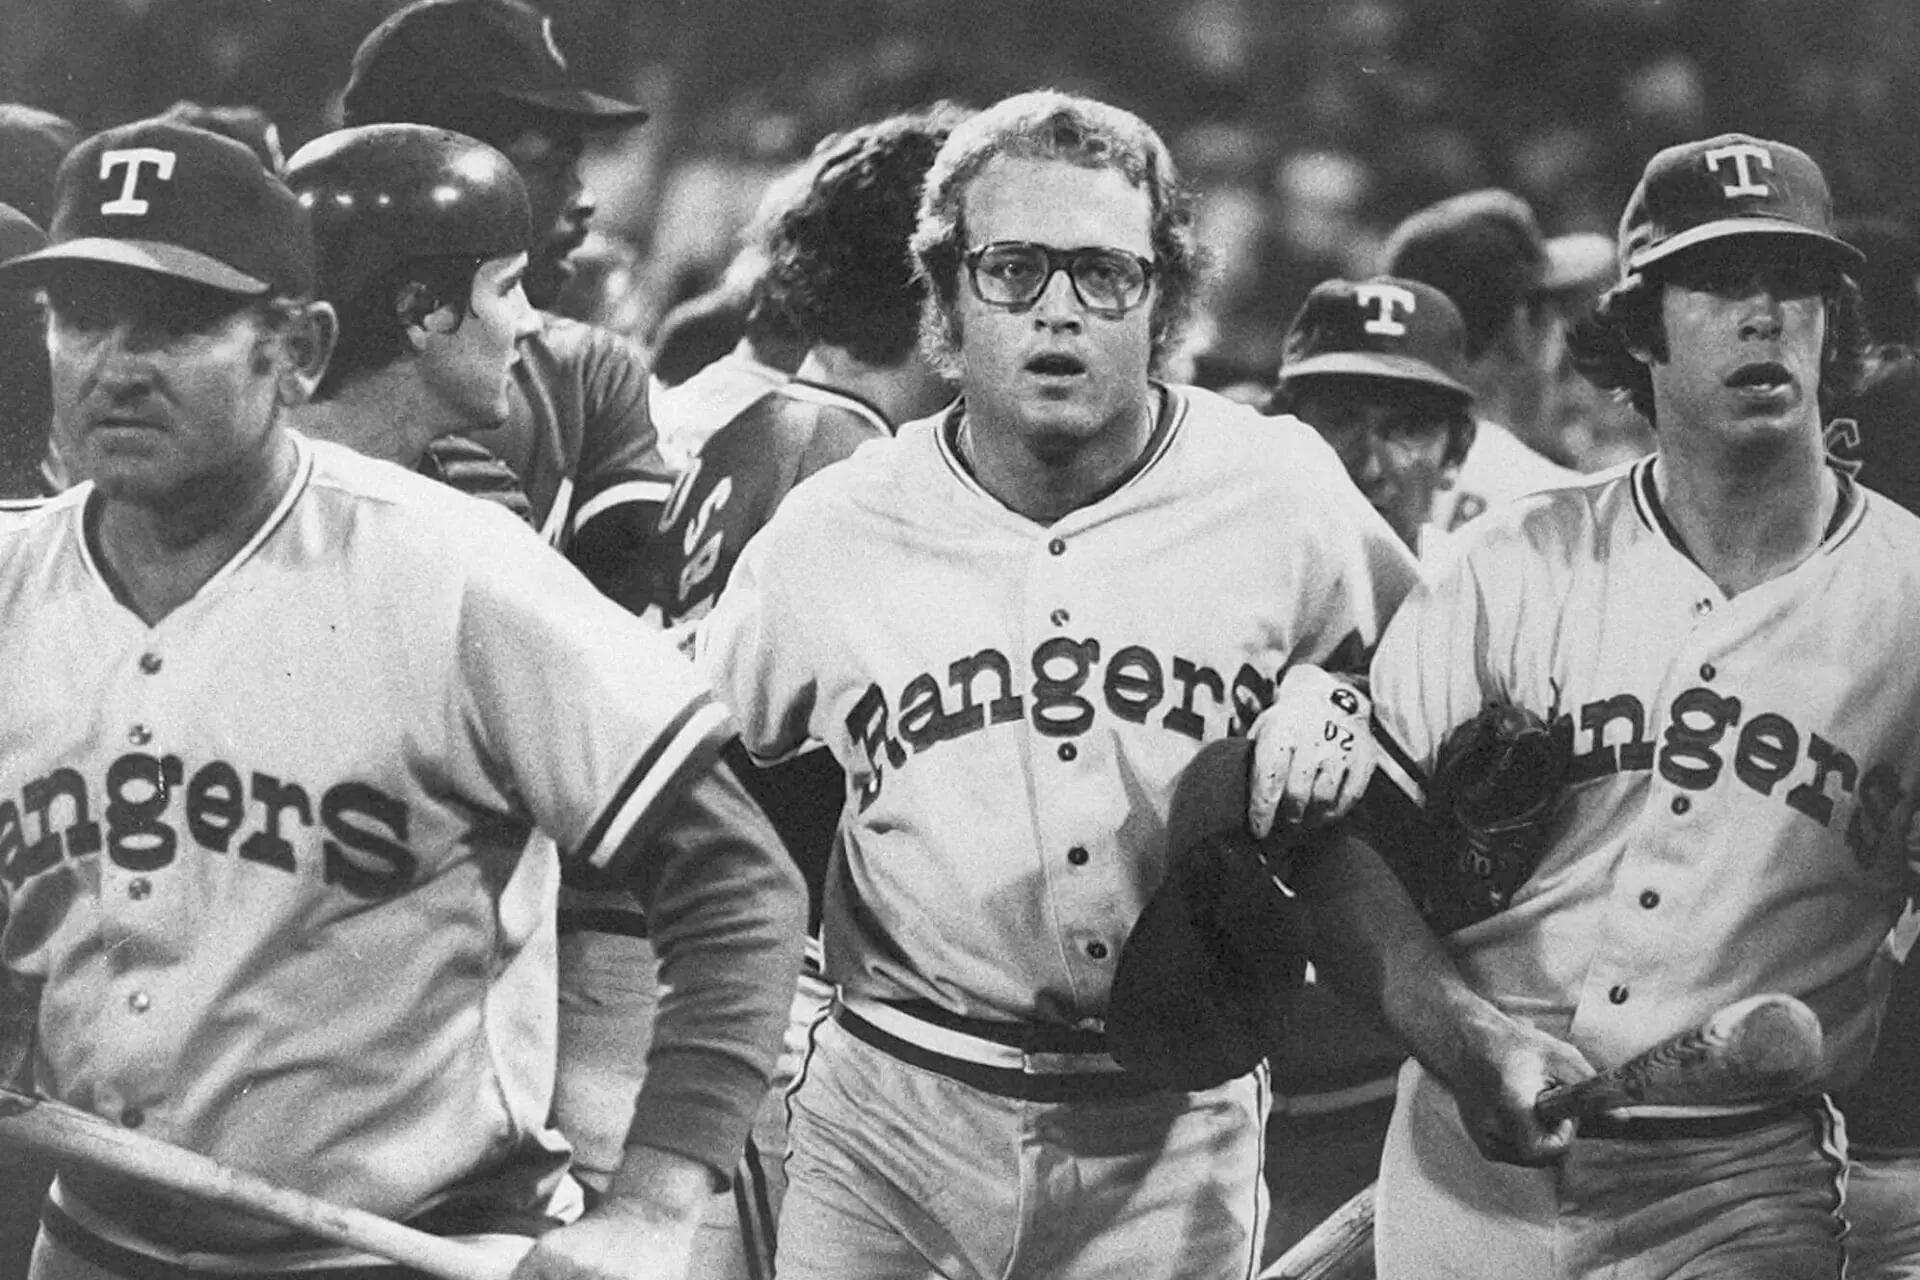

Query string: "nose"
[1029, 267, 1084, 331]
[89, 320, 164, 391]
[1738, 292, 1784, 341]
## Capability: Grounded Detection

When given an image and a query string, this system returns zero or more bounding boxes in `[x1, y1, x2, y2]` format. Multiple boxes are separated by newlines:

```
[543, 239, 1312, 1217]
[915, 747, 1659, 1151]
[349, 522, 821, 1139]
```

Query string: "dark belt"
[1576, 1098, 1815, 1142]
[831, 1001, 1171, 1103]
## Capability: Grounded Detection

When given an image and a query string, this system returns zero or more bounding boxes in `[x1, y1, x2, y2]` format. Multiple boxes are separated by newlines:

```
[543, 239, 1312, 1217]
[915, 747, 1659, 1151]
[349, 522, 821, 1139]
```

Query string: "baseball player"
[341, 0, 674, 603]
[283, 124, 541, 477]
[1270, 275, 1478, 556]
[1324, 133, 1920, 1278]
[697, 90, 1420, 1280]
[0, 117, 805, 1280]
[1380, 189, 1582, 536]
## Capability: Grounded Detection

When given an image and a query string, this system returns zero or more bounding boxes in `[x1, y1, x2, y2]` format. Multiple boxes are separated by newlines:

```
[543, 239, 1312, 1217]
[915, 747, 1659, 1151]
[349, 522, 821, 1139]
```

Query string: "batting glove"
[1248, 664, 1376, 838]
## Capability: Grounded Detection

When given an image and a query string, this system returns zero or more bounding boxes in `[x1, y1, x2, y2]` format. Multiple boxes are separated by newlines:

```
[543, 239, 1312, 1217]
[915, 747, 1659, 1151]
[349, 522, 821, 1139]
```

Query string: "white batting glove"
[1248, 664, 1376, 837]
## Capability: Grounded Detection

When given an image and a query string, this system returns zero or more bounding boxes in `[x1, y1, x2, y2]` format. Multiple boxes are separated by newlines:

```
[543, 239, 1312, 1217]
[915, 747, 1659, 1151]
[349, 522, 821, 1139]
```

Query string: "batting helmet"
[284, 124, 531, 306]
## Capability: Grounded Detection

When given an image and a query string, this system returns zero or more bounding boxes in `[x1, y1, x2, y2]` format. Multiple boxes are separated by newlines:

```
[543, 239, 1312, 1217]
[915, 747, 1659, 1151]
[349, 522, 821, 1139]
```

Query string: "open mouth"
[1026, 353, 1086, 377]
[1725, 362, 1791, 391]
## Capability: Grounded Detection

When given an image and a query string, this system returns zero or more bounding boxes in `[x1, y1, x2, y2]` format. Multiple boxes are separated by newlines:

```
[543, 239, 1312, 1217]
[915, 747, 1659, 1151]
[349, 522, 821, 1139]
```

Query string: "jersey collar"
[1630, 453, 1865, 564]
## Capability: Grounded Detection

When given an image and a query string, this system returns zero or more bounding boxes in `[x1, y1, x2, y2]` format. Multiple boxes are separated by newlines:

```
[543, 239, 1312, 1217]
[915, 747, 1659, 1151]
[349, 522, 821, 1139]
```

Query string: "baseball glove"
[1108, 738, 1311, 1092]
[1421, 701, 1571, 933]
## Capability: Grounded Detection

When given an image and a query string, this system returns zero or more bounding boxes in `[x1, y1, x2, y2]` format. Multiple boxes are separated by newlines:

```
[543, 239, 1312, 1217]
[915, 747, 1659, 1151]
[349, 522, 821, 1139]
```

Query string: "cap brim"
[1107, 738, 1307, 1092]
[1280, 351, 1473, 399]
[1538, 232, 1614, 294]
[0, 238, 268, 294]
[500, 85, 650, 125]
[1628, 219, 1866, 274]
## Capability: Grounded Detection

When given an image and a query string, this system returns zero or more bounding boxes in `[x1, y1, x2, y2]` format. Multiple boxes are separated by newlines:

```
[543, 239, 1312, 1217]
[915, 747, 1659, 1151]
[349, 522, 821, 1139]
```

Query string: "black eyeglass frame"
[962, 240, 1158, 317]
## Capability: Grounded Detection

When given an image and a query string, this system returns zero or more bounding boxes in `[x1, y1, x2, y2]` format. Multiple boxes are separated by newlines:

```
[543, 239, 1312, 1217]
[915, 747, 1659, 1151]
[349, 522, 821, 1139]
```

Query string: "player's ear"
[395, 280, 459, 349]
[273, 300, 336, 406]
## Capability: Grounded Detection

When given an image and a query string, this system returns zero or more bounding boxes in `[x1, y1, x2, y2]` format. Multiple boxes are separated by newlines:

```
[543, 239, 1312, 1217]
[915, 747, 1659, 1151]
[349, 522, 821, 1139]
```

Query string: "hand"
[1248, 665, 1376, 837]
[1445, 1014, 1595, 1167]
[510, 1148, 713, 1280]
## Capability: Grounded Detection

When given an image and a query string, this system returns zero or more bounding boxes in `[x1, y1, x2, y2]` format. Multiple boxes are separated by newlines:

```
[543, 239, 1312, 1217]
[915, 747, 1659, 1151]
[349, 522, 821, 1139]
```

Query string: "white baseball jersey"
[700, 384, 1417, 1024]
[1370, 457, 1920, 1091]
[0, 435, 731, 1253]
[1432, 415, 1580, 533]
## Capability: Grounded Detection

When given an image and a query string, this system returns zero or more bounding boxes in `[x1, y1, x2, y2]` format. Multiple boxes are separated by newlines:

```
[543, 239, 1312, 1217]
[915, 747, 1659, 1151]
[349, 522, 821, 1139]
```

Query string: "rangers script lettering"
[0, 755, 415, 896]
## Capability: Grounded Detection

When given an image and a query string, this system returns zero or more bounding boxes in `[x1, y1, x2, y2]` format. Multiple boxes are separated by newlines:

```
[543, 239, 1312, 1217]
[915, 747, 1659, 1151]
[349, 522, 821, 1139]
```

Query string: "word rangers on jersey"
[1564, 683, 1909, 869]
[842, 634, 1353, 810]
[0, 753, 416, 897]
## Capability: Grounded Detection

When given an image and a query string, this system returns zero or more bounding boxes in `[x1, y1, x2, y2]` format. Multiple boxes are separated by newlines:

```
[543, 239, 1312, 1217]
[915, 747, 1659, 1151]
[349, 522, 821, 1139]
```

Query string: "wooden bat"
[1257, 1181, 1375, 1280]
[1535, 992, 1824, 1125]
[0, 1086, 532, 1280]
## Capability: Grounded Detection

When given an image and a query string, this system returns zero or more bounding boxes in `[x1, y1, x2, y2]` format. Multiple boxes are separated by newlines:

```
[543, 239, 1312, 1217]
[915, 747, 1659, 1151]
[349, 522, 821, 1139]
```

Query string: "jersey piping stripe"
[575, 693, 731, 870]
[933, 381, 1190, 499]
[571, 476, 674, 535]
[539, 475, 575, 547]
[78, 436, 316, 604]
[1632, 454, 1870, 560]
[1372, 717, 1427, 808]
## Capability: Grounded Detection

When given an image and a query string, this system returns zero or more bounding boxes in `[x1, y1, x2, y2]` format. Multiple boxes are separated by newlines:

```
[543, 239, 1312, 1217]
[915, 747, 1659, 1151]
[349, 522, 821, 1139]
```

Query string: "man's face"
[951, 156, 1156, 455]
[499, 122, 589, 311]
[45, 266, 284, 504]
[1642, 242, 1830, 449]
[1289, 377, 1459, 548]
[417, 252, 539, 434]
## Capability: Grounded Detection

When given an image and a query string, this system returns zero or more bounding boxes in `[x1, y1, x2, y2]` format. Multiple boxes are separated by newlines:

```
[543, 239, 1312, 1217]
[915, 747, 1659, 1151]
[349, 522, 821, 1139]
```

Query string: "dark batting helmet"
[284, 123, 531, 306]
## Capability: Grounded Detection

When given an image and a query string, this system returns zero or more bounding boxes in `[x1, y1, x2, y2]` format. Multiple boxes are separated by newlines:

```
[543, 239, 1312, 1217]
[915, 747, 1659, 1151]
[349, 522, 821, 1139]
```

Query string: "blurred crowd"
[5, 0, 1920, 409]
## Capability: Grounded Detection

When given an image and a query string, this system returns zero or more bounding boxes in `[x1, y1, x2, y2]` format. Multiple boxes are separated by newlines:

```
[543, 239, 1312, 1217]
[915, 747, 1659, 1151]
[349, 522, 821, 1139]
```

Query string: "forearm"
[620, 762, 807, 1178]
[1287, 828, 1509, 1089]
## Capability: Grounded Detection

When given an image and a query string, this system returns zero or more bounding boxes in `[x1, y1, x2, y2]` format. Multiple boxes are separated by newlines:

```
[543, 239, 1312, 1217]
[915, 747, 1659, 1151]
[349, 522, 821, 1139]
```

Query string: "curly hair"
[758, 103, 970, 367]
[909, 90, 1206, 378]
[1567, 254, 1869, 431]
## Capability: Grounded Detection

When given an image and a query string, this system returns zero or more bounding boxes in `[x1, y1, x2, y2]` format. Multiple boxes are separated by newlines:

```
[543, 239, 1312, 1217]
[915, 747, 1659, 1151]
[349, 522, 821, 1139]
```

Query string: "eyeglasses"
[963, 241, 1157, 317]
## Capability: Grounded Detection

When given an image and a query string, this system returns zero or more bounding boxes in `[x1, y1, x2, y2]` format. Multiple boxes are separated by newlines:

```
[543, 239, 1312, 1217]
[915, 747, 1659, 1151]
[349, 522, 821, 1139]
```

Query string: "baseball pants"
[1845, 1153, 1920, 1279]
[775, 1000, 1269, 1280]
[1375, 1060, 1848, 1280]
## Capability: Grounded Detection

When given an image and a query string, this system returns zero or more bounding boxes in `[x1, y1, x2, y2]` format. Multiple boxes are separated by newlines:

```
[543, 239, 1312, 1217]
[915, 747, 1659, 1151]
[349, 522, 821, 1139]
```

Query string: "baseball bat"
[1534, 992, 1824, 1125]
[0, 1086, 531, 1280]
[1257, 1181, 1375, 1280]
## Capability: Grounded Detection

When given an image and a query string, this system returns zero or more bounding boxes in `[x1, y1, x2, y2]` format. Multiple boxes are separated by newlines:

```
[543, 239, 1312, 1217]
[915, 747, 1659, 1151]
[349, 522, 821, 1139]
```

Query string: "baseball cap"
[1278, 275, 1474, 399]
[343, 0, 649, 130]
[1618, 133, 1864, 278]
[0, 204, 46, 265]
[0, 105, 83, 230]
[1107, 737, 1311, 1092]
[1539, 230, 1615, 297]
[1380, 189, 1547, 352]
[0, 119, 314, 298]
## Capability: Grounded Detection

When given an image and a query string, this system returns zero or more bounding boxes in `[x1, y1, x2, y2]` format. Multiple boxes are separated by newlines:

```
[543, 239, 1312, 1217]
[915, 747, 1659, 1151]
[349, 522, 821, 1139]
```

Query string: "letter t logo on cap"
[1355, 282, 1417, 336]
[1702, 143, 1773, 199]
[99, 148, 177, 216]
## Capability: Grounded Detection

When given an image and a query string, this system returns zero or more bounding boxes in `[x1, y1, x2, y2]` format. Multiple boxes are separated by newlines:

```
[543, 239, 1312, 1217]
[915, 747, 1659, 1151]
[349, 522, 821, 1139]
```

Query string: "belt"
[831, 997, 1169, 1103]
[1576, 1098, 1814, 1142]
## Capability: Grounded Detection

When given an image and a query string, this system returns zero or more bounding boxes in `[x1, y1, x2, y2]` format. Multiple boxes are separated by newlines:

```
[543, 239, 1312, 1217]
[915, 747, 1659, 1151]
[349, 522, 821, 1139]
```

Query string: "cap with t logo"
[0, 118, 315, 297]
[1277, 275, 1474, 399]
[1618, 133, 1864, 279]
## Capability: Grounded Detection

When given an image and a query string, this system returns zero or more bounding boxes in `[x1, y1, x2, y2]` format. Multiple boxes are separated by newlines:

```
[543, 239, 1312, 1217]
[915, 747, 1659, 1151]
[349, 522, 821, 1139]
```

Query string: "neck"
[95, 425, 300, 625]
[961, 388, 1159, 524]
[1653, 418, 1836, 596]
[797, 347, 949, 428]
[291, 369, 442, 468]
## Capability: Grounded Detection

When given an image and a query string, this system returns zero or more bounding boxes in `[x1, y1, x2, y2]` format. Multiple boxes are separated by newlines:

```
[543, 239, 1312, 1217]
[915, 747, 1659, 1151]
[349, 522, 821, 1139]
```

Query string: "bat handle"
[1533, 1079, 1587, 1127]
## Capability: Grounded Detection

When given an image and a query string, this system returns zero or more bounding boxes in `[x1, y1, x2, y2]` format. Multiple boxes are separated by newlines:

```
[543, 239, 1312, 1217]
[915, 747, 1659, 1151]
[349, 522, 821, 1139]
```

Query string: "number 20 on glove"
[1247, 664, 1376, 839]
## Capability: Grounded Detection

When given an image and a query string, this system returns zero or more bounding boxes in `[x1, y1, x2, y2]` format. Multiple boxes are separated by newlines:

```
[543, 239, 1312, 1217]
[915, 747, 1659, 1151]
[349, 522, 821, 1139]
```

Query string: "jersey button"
[139, 652, 163, 674]
[1694, 599, 1713, 616]
[128, 877, 152, 901]
[120, 1106, 144, 1129]
[1671, 796, 1690, 815]
[1048, 538, 1067, 556]
[1639, 889, 1660, 909]
[1699, 663, 1716, 681]
[1049, 608, 1070, 627]
[1067, 846, 1090, 866]
[1085, 941, 1109, 961]
[1608, 984, 1629, 1005]
[1058, 743, 1077, 762]
[128, 991, 151, 1014]
[128, 725, 152, 746]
